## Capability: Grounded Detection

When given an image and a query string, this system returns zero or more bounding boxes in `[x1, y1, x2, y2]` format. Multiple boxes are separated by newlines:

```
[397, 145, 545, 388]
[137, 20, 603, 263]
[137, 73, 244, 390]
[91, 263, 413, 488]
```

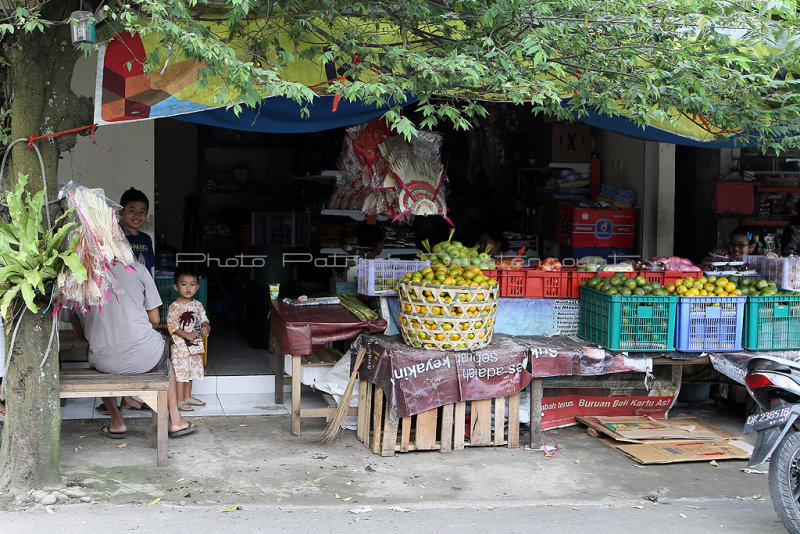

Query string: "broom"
[317, 347, 367, 444]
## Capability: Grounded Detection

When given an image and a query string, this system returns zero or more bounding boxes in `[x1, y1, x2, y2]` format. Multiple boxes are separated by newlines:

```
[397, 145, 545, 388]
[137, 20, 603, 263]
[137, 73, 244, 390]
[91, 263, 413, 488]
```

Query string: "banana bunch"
[0, 174, 86, 318]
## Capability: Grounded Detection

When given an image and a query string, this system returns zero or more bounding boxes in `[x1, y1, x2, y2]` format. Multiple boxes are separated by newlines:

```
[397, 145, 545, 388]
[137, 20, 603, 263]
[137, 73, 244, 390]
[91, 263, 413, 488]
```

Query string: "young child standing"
[119, 187, 155, 274]
[167, 266, 210, 411]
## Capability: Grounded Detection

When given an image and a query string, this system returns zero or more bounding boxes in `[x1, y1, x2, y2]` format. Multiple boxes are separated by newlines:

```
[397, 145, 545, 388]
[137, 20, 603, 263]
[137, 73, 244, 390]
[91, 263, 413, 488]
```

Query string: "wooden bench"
[59, 368, 170, 466]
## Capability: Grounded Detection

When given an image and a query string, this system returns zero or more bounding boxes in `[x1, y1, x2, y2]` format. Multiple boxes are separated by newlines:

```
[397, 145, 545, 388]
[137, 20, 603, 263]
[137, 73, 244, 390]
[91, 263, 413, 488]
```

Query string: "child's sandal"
[177, 401, 194, 412]
[185, 397, 206, 406]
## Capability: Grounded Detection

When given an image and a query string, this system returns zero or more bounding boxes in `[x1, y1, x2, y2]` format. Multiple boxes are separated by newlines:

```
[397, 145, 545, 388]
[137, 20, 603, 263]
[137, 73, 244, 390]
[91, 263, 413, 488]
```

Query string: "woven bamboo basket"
[397, 280, 499, 351]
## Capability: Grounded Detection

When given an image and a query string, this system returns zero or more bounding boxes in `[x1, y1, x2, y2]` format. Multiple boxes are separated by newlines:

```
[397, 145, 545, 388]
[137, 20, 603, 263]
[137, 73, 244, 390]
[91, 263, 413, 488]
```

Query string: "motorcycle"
[744, 354, 800, 533]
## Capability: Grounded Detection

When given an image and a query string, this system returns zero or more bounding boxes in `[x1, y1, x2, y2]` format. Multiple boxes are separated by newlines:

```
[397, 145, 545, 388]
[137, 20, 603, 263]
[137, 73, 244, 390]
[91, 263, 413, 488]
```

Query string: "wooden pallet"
[356, 381, 520, 456]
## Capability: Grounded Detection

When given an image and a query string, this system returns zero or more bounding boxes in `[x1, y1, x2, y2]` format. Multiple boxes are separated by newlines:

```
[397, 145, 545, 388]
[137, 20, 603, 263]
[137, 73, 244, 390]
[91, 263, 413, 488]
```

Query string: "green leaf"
[19, 282, 38, 313]
[0, 285, 20, 318]
[61, 253, 88, 284]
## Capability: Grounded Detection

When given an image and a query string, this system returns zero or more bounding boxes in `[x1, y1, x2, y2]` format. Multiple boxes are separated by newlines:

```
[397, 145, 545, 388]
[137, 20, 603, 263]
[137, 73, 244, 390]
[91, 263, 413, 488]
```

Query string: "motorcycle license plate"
[744, 406, 793, 433]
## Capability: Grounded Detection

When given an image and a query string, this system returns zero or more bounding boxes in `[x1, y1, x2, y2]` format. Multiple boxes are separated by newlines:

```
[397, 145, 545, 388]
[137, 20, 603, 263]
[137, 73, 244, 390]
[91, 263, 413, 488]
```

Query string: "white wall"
[57, 52, 155, 236]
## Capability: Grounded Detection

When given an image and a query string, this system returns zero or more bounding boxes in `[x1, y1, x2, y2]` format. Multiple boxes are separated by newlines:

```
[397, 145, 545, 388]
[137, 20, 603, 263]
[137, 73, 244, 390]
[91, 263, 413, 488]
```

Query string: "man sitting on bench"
[66, 262, 197, 439]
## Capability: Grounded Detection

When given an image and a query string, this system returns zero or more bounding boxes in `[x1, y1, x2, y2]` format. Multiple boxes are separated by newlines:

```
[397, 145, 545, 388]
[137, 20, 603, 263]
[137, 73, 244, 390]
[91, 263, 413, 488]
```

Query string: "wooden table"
[269, 299, 386, 436]
[527, 354, 715, 449]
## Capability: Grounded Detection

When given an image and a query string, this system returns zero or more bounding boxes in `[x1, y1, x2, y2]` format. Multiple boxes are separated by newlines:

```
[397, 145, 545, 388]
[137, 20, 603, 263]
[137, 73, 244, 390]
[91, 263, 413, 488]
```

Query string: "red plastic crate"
[569, 271, 614, 298]
[499, 269, 571, 298]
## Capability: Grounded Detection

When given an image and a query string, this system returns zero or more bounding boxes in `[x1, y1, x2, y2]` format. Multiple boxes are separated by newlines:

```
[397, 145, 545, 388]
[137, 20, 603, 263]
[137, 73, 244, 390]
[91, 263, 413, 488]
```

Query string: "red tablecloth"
[269, 299, 387, 355]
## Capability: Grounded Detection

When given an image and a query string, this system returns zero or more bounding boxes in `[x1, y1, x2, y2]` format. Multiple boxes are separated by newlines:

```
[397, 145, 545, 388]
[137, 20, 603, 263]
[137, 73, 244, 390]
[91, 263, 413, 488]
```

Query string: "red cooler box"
[556, 203, 636, 248]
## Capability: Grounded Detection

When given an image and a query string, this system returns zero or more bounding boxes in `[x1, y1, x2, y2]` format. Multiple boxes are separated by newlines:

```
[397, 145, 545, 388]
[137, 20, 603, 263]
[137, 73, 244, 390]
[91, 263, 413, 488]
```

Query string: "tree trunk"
[0, 309, 60, 491]
[0, 0, 92, 493]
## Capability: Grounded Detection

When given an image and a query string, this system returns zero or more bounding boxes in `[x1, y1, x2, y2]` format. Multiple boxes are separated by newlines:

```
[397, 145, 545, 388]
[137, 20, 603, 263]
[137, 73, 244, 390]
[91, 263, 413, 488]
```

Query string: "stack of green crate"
[743, 293, 800, 350]
[578, 285, 678, 351]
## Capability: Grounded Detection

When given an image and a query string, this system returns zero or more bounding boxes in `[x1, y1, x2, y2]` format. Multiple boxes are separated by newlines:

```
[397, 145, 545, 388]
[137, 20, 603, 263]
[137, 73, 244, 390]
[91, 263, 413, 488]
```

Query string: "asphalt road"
[0, 499, 788, 533]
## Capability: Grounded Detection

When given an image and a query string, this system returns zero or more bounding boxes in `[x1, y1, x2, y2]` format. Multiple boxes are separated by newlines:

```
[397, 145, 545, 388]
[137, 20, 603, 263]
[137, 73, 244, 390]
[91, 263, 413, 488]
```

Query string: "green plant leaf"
[19, 281, 38, 313]
[61, 253, 87, 284]
[0, 284, 20, 318]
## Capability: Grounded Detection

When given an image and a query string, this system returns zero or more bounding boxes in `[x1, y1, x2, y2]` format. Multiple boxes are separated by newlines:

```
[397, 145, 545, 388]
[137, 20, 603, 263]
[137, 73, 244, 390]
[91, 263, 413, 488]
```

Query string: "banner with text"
[541, 387, 679, 430]
[360, 335, 531, 418]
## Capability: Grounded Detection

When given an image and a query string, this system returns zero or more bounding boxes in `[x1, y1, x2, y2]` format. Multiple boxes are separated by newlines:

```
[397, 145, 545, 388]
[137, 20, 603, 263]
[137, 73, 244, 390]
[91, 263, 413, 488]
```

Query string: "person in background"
[781, 200, 800, 256]
[119, 187, 155, 274]
[357, 224, 385, 259]
[167, 266, 211, 412]
[478, 229, 508, 257]
[702, 227, 756, 264]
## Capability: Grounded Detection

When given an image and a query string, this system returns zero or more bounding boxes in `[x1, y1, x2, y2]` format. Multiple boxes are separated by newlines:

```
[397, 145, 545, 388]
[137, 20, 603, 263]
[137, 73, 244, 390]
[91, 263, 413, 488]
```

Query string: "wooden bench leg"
[291, 354, 301, 437]
[137, 393, 159, 448]
[157, 390, 168, 467]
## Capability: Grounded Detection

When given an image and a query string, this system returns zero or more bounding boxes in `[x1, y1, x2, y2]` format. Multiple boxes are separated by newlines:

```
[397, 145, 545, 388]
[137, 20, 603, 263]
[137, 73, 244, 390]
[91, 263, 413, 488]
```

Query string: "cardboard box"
[576, 416, 736, 443]
[713, 182, 754, 215]
[550, 123, 592, 163]
[556, 202, 636, 247]
[577, 415, 753, 464]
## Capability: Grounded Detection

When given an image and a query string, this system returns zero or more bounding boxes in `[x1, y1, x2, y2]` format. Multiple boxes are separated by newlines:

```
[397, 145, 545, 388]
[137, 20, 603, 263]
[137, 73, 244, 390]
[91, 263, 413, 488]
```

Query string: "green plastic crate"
[155, 276, 208, 324]
[743, 293, 800, 350]
[578, 286, 678, 352]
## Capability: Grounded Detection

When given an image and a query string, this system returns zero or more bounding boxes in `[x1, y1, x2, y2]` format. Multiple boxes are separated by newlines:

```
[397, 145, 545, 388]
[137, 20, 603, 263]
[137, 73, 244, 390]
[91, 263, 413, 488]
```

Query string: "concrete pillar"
[642, 142, 676, 258]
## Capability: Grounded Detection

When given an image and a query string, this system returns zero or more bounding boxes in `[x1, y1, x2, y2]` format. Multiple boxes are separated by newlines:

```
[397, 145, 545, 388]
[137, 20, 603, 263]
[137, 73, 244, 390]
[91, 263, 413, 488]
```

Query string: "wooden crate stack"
[357, 381, 520, 456]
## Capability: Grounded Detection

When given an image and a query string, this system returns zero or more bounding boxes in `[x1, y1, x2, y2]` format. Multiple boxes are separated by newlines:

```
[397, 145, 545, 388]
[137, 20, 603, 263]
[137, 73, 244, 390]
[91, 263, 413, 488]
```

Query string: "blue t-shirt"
[125, 230, 155, 272]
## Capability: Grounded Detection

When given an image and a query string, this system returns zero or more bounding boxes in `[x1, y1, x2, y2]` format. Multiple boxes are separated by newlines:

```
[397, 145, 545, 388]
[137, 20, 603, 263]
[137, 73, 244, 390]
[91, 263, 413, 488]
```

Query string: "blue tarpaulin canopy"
[176, 95, 406, 134]
[176, 94, 751, 148]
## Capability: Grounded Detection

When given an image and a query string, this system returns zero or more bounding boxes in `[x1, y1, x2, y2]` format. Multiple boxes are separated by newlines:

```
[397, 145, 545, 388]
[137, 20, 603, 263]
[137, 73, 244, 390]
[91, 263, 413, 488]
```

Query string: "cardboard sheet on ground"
[578, 416, 752, 464]
[600, 438, 752, 464]
[576, 416, 736, 443]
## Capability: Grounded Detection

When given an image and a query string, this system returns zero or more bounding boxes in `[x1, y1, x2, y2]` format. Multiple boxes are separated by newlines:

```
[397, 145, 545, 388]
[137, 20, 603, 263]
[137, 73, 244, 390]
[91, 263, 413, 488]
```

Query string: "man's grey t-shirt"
[80, 263, 164, 374]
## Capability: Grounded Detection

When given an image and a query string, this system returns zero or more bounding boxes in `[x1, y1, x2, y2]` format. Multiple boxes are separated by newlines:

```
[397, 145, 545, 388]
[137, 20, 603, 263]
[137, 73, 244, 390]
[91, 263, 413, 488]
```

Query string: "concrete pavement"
[0, 402, 789, 533]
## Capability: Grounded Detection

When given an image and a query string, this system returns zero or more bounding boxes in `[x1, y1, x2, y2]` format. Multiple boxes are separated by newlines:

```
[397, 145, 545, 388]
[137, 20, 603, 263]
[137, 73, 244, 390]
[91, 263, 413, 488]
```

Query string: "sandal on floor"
[177, 401, 194, 412]
[100, 425, 127, 439]
[95, 403, 116, 416]
[169, 422, 198, 438]
[121, 402, 151, 411]
[185, 397, 206, 406]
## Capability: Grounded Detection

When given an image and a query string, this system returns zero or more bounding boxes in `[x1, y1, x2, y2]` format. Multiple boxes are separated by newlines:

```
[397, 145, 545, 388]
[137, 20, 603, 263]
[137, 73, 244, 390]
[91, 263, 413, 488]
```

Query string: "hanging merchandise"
[329, 117, 449, 222]
[56, 181, 136, 314]
[379, 133, 449, 222]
